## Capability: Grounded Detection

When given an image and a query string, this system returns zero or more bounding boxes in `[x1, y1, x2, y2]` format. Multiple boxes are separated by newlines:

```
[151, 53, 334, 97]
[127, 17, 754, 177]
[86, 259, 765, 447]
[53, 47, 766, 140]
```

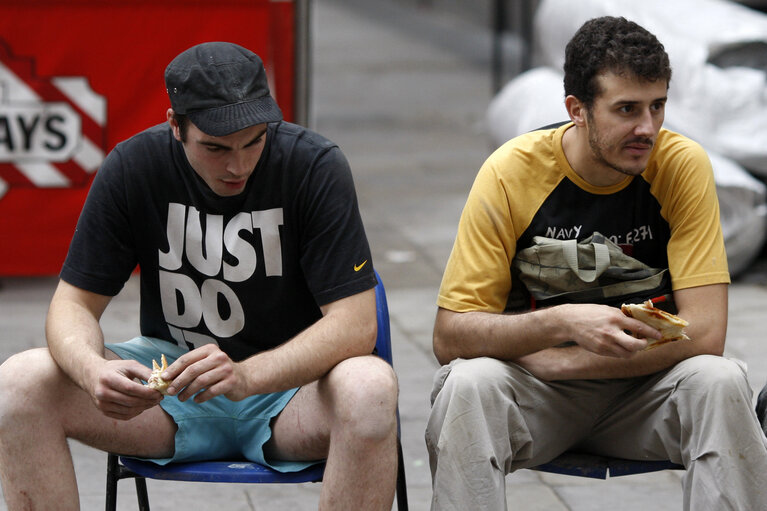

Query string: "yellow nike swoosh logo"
[354, 260, 368, 272]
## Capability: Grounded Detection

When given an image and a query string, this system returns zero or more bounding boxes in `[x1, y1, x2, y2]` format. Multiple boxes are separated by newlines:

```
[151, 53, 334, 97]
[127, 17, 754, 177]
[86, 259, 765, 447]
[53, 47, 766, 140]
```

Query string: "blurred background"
[1, 0, 767, 509]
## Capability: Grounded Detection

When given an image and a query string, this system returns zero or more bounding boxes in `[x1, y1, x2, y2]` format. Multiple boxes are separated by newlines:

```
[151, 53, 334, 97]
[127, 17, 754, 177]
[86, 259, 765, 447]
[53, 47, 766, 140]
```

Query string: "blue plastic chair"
[105, 270, 408, 510]
[531, 451, 683, 479]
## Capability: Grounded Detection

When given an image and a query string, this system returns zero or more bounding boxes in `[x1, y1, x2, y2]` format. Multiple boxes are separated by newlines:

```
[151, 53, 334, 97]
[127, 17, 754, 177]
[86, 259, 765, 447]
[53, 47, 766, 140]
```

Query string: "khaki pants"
[425, 355, 767, 510]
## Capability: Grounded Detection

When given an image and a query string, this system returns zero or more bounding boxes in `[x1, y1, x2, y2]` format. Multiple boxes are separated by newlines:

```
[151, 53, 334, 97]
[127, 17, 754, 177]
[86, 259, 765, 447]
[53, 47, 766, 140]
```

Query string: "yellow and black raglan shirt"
[437, 122, 730, 314]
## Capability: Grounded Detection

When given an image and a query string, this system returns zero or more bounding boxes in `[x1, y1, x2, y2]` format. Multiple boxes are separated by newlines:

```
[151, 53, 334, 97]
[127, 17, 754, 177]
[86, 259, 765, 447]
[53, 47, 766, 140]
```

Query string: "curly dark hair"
[563, 16, 671, 107]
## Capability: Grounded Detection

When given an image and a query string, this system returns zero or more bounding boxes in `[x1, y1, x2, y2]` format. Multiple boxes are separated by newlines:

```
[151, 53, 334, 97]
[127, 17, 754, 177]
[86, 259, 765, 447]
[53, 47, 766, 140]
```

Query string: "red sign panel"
[0, 0, 296, 275]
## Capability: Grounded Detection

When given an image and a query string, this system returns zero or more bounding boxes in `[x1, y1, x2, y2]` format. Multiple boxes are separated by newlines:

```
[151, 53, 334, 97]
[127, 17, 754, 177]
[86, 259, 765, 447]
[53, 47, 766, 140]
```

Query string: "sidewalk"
[1, 0, 766, 509]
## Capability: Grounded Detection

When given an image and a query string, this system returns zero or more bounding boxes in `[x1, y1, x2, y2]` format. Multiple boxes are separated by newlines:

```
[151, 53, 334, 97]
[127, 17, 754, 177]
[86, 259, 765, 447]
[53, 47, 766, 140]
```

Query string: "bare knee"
[0, 349, 70, 423]
[0, 348, 56, 395]
[323, 355, 399, 441]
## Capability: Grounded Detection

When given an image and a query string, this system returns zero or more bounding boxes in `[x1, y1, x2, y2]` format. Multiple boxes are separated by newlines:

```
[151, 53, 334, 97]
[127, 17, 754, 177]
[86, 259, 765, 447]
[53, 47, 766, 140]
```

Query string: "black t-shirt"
[61, 121, 376, 361]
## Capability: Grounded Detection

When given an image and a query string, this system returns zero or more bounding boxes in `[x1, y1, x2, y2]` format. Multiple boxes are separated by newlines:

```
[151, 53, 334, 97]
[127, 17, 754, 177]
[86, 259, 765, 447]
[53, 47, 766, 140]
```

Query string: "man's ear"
[167, 108, 182, 142]
[565, 95, 587, 127]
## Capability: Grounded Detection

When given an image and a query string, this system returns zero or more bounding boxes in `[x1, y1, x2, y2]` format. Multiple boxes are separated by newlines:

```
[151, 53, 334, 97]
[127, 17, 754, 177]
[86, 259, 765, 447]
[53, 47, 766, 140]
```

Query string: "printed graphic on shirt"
[158, 202, 284, 348]
[518, 176, 670, 269]
[544, 225, 584, 240]
[544, 224, 655, 246]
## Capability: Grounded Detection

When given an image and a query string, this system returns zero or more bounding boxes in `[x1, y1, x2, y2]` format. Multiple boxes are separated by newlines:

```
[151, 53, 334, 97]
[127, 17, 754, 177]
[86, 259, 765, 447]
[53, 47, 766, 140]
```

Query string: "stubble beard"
[587, 126, 652, 178]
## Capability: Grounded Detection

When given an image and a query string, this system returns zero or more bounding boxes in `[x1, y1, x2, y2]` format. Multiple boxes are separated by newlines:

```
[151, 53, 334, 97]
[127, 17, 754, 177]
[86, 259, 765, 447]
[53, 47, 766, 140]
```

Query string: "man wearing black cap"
[0, 42, 398, 509]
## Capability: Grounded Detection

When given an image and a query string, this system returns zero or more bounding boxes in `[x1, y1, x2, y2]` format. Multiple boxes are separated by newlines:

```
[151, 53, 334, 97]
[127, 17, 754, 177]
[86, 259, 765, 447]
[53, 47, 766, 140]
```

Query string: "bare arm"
[517, 284, 727, 380]
[45, 279, 160, 419]
[512, 283, 727, 380]
[46, 279, 112, 385]
[164, 287, 378, 402]
[433, 283, 727, 379]
[433, 302, 657, 366]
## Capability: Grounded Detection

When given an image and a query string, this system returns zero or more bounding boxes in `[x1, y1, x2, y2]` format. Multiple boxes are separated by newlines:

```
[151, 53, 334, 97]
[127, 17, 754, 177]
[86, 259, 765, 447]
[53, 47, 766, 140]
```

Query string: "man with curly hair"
[426, 16, 767, 510]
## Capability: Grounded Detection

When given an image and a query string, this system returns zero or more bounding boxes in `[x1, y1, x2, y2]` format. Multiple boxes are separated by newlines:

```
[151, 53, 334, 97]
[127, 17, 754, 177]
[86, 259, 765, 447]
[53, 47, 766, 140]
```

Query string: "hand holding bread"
[146, 354, 172, 395]
[621, 300, 690, 350]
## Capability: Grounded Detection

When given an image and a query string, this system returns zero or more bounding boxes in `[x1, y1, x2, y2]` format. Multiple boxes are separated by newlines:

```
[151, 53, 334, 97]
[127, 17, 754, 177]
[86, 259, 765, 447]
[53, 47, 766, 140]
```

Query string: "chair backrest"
[373, 269, 393, 364]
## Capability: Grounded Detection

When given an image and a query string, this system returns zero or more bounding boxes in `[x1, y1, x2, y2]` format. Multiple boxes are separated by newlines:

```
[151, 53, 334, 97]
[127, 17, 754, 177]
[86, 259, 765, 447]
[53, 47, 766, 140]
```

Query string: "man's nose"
[226, 151, 251, 176]
[635, 109, 655, 137]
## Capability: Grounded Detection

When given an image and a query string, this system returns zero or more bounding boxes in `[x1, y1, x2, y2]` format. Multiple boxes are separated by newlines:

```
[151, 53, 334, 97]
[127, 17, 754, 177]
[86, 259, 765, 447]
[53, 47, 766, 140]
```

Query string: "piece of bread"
[146, 353, 171, 395]
[621, 300, 690, 350]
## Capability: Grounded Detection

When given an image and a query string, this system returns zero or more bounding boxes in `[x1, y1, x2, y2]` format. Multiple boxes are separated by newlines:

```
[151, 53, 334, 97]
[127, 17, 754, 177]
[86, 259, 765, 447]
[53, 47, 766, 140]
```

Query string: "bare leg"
[265, 355, 399, 510]
[0, 348, 176, 510]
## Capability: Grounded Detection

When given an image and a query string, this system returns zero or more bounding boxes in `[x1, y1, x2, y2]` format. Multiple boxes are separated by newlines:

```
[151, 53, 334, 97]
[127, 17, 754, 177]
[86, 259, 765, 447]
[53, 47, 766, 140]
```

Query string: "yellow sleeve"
[648, 131, 730, 290]
[438, 128, 566, 312]
[437, 160, 516, 312]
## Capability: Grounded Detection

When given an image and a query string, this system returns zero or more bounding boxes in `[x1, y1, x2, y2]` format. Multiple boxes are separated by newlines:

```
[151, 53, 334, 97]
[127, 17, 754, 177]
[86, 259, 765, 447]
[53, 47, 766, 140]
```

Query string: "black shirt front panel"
[61, 122, 375, 360]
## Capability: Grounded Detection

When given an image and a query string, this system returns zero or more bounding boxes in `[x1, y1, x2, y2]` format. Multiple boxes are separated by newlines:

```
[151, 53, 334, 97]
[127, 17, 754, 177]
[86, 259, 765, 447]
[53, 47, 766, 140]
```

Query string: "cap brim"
[187, 96, 283, 136]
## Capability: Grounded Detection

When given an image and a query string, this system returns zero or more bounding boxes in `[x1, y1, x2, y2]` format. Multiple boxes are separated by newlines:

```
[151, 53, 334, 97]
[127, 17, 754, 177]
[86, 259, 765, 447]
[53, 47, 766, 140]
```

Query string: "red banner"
[0, 0, 296, 275]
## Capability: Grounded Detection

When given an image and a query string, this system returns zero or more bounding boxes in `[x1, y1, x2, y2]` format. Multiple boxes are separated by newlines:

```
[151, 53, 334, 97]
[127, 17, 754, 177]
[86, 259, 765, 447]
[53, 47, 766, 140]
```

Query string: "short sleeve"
[60, 147, 138, 296]
[649, 133, 730, 290]
[437, 161, 517, 312]
[295, 146, 376, 306]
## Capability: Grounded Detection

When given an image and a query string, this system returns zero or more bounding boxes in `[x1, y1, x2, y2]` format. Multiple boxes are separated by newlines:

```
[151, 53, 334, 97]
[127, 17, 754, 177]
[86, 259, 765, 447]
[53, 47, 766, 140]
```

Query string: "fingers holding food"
[146, 353, 172, 395]
[621, 300, 690, 350]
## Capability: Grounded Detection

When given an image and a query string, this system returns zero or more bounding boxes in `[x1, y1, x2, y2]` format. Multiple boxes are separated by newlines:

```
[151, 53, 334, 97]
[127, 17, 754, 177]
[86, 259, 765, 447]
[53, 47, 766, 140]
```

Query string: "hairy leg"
[0, 348, 176, 511]
[265, 355, 399, 510]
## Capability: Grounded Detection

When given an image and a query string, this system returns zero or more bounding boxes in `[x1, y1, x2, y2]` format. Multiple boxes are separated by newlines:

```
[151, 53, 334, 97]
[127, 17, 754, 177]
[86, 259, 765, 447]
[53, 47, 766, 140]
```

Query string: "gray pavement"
[2, 0, 767, 509]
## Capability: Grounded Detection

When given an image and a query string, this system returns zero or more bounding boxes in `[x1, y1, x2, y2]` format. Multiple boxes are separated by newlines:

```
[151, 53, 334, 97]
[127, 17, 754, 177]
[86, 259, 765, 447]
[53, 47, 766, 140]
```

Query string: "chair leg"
[396, 439, 409, 511]
[105, 453, 118, 511]
[134, 477, 151, 511]
[105, 453, 152, 511]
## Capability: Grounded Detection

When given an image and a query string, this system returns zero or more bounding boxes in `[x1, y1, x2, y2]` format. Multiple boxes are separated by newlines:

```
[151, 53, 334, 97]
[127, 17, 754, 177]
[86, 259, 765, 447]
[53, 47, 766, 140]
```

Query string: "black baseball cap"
[165, 42, 283, 136]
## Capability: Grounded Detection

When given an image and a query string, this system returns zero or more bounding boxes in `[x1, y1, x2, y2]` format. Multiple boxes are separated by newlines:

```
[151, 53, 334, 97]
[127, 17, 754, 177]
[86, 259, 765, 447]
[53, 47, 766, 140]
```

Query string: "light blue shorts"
[106, 337, 320, 472]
